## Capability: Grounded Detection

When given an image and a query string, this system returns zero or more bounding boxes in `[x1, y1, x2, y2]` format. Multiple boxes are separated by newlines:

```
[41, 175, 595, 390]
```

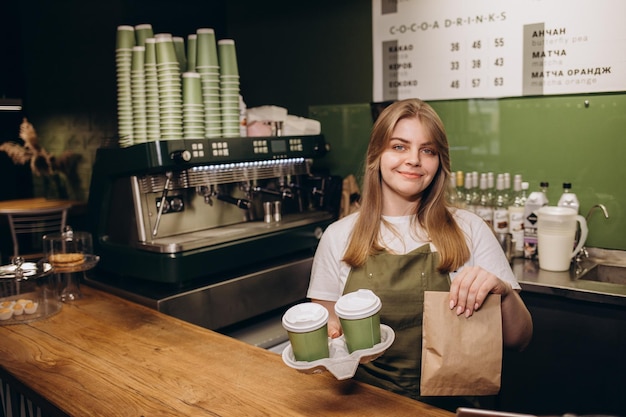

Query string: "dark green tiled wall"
[310, 93, 626, 251]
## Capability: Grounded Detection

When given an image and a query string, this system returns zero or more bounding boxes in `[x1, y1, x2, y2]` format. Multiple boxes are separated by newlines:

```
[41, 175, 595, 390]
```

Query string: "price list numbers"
[447, 35, 510, 98]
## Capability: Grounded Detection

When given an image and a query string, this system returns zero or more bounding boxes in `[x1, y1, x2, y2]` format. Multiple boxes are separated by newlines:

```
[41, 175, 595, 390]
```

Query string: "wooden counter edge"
[0, 286, 453, 417]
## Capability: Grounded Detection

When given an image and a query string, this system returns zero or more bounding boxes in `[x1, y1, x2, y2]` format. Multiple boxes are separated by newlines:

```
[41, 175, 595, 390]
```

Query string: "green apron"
[343, 243, 488, 410]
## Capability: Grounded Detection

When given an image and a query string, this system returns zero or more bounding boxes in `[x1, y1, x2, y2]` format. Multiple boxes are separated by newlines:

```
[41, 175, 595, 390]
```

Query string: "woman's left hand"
[448, 265, 512, 317]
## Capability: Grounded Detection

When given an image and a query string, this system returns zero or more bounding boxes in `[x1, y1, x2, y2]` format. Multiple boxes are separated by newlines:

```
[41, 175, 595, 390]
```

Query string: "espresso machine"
[86, 136, 341, 348]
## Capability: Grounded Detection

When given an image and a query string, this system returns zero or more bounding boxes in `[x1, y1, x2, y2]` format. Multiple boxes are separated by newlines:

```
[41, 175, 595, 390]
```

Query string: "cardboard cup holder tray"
[281, 324, 395, 380]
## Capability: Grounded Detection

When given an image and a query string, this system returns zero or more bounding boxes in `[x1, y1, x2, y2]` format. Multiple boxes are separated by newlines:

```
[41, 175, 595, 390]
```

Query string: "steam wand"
[152, 171, 173, 238]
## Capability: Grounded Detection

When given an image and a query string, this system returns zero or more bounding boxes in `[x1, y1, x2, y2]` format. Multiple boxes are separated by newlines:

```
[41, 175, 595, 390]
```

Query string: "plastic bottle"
[471, 171, 480, 209]
[557, 182, 580, 213]
[508, 177, 527, 257]
[476, 173, 494, 227]
[487, 172, 496, 203]
[455, 171, 466, 208]
[464, 172, 476, 212]
[492, 174, 509, 234]
[503, 173, 512, 207]
[448, 175, 458, 206]
[523, 182, 550, 259]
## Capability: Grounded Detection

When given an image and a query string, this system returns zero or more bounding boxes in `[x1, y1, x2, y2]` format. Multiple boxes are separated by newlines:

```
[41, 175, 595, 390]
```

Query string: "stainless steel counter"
[513, 247, 626, 307]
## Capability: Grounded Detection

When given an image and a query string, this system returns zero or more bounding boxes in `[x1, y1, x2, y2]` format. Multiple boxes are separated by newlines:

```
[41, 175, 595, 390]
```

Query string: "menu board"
[372, 0, 626, 101]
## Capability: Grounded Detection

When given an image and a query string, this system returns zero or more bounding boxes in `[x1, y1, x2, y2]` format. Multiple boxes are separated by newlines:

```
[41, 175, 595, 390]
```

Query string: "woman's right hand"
[311, 299, 343, 338]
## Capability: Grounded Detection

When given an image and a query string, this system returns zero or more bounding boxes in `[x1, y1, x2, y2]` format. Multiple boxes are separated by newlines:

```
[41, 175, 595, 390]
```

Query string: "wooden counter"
[0, 286, 453, 417]
[0, 197, 86, 214]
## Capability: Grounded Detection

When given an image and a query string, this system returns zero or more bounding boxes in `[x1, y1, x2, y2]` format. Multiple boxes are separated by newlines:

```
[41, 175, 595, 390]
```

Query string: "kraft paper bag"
[420, 291, 502, 396]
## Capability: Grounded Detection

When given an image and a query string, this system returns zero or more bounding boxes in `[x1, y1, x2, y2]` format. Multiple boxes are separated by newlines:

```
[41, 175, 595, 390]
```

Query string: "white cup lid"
[335, 289, 382, 320]
[282, 302, 328, 333]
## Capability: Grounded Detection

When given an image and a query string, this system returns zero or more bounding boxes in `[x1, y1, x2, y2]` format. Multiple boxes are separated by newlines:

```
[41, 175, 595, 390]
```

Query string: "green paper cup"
[144, 38, 157, 65]
[218, 39, 239, 76]
[335, 289, 382, 353]
[173, 36, 187, 72]
[116, 25, 135, 50]
[196, 28, 219, 67]
[182, 72, 203, 105]
[187, 34, 197, 72]
[282, 302, 330, 362]
[131, 46, 145, 71]
[155, 33, 178, 64]
[134, 24, 153, 47]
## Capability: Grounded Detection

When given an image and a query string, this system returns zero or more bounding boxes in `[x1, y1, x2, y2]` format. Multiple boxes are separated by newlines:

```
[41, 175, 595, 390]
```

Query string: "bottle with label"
[448, 175, 458, 206]
[523, 182, 550, 259]
[455, 171, 466, 208]
[503, 173, 513, 207]
[508, 177, 527, 258]
[492, 173, 509, 234]
[476, 173, 494, 227]
[471, 171, 480, 209]
[487, 172, 496, 207]
[464, 172, 476, 212]
[557, 182, 580, 213]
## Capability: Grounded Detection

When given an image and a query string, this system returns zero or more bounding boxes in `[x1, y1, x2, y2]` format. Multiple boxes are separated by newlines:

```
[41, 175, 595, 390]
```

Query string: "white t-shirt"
[307, 208, 520, 302]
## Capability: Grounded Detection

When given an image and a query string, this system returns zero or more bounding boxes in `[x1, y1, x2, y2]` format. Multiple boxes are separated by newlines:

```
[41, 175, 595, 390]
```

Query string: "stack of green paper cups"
[218, 39, 241, 138]
[182, 72, 205, 139]
[144, 37, 160, 141]
[131, 46, 148, 143]
[196, 28, 222, 139]
[116, 25, 136, 147]
[155, 33, 183, 140]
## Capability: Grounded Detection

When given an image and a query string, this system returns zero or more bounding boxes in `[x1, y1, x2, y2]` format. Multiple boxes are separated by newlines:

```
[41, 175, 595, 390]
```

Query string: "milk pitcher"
[536, 206, 588, 271]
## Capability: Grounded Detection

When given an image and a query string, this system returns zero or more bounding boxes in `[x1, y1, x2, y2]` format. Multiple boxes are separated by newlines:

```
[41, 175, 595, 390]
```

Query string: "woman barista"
[307, 98, 533, 408]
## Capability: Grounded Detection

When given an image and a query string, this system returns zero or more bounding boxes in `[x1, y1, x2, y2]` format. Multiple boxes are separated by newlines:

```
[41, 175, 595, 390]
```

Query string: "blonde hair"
[342, 98, 469, 273]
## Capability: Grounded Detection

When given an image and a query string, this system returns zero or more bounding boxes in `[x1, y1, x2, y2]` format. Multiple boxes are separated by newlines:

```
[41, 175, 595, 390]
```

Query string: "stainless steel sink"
[578, 264, 626, 285]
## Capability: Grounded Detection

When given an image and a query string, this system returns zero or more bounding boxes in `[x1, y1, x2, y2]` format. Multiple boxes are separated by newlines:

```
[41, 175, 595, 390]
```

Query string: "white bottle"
[557, 182, 580, 213]
[508, 178, 527, 257]
[523, 182, 550, 259]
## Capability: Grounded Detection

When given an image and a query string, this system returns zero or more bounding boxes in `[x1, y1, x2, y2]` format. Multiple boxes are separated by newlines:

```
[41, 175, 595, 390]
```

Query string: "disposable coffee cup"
[187, 34, 197, 72]
[335, 289, 382, 353]
[282, 302, 329, 362]
[196, 28, 219, 67]
[218, 39, 239, 76]
[134, 24, 153, 47]
[155, 34, 178, 64]
[182, 72, 202, 105]
[116, 25, 135, 50]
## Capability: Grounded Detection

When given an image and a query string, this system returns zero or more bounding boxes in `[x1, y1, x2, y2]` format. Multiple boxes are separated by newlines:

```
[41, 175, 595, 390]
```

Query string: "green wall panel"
[310, 93, 626, 251]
